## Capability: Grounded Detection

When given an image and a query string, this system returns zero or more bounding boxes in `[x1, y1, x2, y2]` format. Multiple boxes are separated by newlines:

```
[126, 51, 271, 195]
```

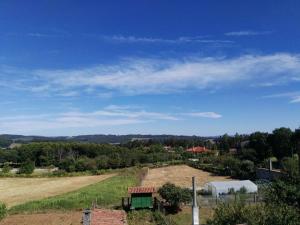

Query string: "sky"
[0, 0, 300, 136]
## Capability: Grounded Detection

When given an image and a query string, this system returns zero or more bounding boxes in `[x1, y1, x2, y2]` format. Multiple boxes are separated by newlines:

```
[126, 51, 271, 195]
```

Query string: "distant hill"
[0, 134, 217, 145]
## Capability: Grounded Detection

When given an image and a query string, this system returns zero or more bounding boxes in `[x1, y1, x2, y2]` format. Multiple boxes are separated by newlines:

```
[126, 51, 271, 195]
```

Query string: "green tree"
[249, 132, 271, 162]
[268, 127, 293, 159]
[219, 134, 231, 152]
[18, 160, 35, 174]
[158, 183, 191, 211]
[292, 128, 300, 175]
[1, 162, 11, 174]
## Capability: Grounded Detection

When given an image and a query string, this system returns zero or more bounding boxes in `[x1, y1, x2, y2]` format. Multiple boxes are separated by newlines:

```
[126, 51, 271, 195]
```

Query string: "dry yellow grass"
[0, 174, 115, 207]
[142, 165, 234, 188]
[0, 211, 82, 225]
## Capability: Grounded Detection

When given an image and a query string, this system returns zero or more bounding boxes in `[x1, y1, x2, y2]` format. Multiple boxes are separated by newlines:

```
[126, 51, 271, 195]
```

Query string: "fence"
[197, 193, 264, 207]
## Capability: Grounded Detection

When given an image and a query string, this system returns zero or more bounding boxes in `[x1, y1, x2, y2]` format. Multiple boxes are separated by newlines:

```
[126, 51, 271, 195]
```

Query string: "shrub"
[18, 160, 35, 174]
[1, 162, 11, 174]
[238, 186, 248, 194]
[158, 183, 191, 211]
[207, 202, 300, 225]
[0, 202, 7, 221]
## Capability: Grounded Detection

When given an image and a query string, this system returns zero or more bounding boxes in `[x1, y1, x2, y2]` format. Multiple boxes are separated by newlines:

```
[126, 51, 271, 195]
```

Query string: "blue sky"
[0, 0, 300, 136]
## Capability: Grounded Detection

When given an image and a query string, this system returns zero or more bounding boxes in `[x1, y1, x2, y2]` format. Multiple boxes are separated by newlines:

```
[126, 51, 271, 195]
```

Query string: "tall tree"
[268, 128, 293, 159]
[249, 132, 271, 162]
[292, 128, 300, 174]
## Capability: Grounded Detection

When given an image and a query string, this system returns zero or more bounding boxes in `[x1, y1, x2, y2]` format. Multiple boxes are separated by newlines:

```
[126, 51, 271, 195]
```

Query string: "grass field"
[8, 169, 139, 214]
[0, 174, 115, 207]
[142, 165, 234, 188]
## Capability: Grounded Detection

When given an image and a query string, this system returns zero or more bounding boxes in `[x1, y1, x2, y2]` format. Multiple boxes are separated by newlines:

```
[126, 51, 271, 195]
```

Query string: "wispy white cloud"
[263, 91, 300, 103]
[101, 35, 233, 44]
[225, 30, 272, 36]
[1, 53, 300, 96]
[0, 105, 221, 133]
[183, 112, 222, 119]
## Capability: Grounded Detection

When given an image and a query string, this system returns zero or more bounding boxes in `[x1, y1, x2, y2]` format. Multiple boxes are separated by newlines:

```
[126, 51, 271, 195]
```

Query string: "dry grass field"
[0, 211, 82, 225]
[142, 165, 234, 188]
[0, 174, 115, 207]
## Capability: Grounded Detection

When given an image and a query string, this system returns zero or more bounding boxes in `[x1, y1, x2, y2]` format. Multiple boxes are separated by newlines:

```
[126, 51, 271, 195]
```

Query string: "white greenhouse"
[203, 180, 258, 197]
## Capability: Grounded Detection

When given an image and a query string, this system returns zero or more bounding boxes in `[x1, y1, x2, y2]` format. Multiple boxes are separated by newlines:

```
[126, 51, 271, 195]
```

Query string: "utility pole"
[192, 176, 199, 225]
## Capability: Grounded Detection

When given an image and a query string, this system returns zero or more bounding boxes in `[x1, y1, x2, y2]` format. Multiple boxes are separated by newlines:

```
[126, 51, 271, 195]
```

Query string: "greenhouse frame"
[203, 180, 258, 197]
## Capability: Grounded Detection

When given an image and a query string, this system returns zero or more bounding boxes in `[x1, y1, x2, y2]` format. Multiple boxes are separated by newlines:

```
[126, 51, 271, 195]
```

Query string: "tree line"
[0, 142, 182, 173]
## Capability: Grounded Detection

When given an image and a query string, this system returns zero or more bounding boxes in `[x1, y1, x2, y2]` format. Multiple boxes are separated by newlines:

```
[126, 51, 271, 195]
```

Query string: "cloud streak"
[183, 112, 222, 119]
[1, 53, 300, 96]
[225, 30, 272, 36]
[0, 105, 221, 134]
[101, 35, 233, 44]
[263, 91, 300, 103]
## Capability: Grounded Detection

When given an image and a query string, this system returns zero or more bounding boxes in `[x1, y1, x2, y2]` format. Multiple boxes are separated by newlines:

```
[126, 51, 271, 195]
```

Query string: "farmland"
[142, 165, 234, 188]
[0, 211, 82, 225]
[0, 174, 115, 207]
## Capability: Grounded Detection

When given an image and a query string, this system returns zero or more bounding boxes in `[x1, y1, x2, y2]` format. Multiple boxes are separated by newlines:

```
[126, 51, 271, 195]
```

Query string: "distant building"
[186, 146, 211, 154]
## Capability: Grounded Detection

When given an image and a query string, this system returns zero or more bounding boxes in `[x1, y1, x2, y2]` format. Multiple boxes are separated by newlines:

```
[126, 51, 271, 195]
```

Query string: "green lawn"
[9, 170, 139, 214]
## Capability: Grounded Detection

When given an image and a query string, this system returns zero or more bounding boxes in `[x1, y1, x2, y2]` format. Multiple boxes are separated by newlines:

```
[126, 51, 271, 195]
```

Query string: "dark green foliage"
[268, 127, 293, 159]
[265, 177, 300, 208]
[207, 202, 300, 225]
[1, 162, 11, 173]
[0, 202, 6, 221]
[18, 160, 35, 174]
[249, 132, 271, 162]
[158, 183, 191, 211]
[0, 137, 12, 148]
[0, 142, 181, 172]
[281, 156, 299, 177]
[292, 128, 300, 174]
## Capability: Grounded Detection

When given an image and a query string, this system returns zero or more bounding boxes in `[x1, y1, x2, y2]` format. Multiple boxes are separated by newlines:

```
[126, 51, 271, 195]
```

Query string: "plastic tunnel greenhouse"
[203, 180, 258, 197]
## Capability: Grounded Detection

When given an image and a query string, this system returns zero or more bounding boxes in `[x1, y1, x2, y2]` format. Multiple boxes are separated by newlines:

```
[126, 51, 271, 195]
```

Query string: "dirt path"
[142, 165, 234, 188]
[0, 174, 115, 207]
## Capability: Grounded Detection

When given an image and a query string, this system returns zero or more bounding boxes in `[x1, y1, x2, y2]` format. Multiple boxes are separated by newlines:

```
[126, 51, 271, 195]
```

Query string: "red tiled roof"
[186, 146, 210, 153]
[91, 209, 126, 225]
[128, 186, 156, 194]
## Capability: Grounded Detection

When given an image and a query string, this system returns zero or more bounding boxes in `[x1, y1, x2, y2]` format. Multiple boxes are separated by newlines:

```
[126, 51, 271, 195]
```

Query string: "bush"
[238, 186, 248, 194]
[1, 162, 11, 174]
[207, 201, 300, 225]
[158, 183, 191, 211]
[18, 161, 35, 174]
[281, 157, 299, 177]
[0, 202, 7, 221]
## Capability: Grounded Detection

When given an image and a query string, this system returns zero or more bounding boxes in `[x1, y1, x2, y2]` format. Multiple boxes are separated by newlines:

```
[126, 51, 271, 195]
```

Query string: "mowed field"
[0, 174, 115, 207]
[142, 165, 234, 188]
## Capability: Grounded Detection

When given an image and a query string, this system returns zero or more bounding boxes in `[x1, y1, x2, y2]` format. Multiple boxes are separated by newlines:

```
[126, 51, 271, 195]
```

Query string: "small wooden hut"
[124, 186, 155, 210]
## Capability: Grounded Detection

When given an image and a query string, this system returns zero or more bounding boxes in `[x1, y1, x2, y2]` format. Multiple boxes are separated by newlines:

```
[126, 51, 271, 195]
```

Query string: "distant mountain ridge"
[0, 134, 218, 144]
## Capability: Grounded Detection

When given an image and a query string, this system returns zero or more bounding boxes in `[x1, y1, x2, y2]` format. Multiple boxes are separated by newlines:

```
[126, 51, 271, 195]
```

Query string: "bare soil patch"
[0, 211, 82, 225]
[142, 165, 234, 188]
[91, 209, 127, 225]
[0, 174, 115, 207]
